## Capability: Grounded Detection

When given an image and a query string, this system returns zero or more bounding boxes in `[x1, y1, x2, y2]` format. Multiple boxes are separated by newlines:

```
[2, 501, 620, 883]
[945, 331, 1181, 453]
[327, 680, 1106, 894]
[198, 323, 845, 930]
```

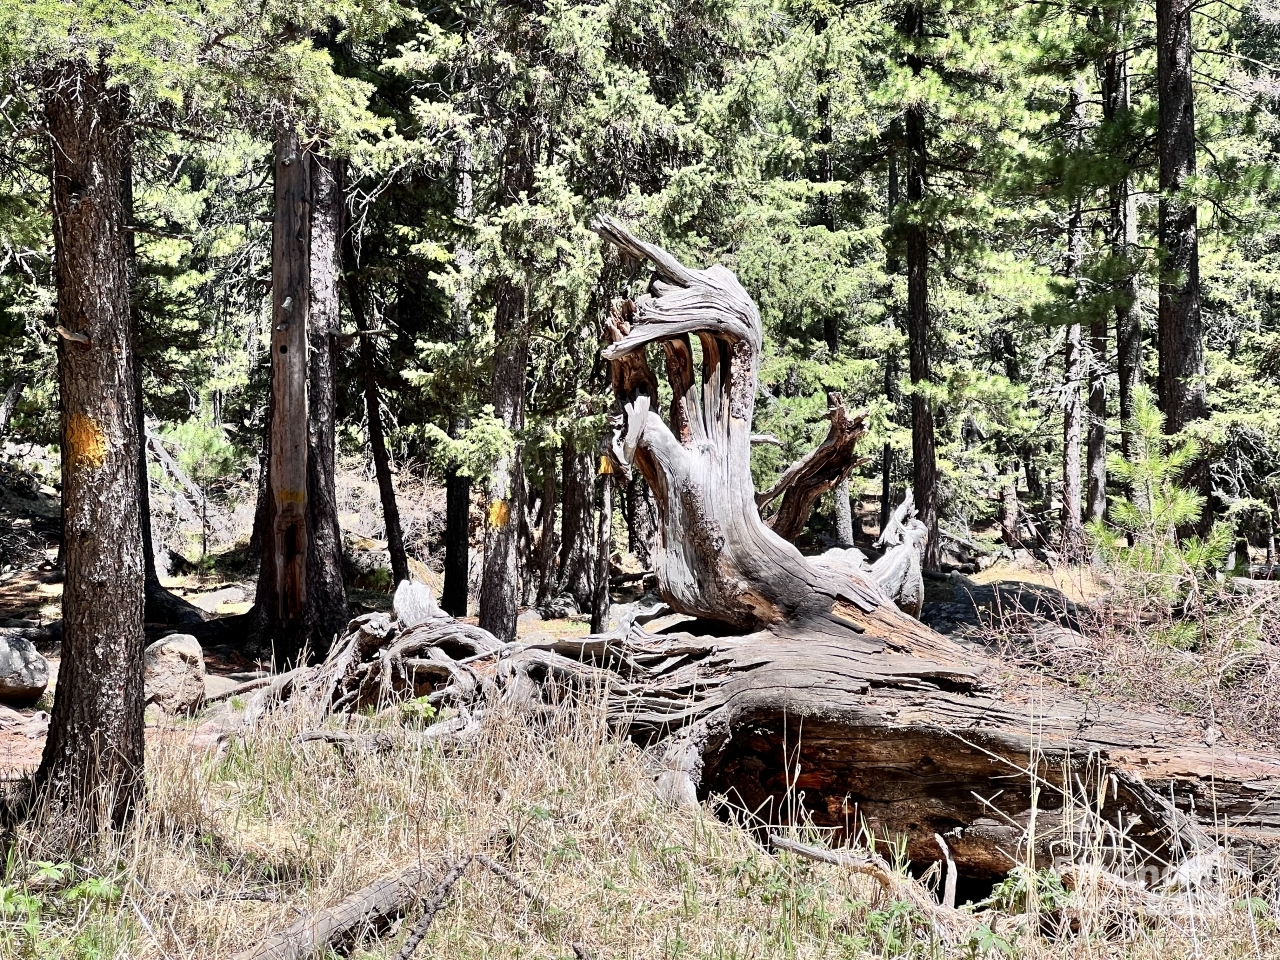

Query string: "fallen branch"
[229, 863, 432, 960]
[396, 857, 474, 960]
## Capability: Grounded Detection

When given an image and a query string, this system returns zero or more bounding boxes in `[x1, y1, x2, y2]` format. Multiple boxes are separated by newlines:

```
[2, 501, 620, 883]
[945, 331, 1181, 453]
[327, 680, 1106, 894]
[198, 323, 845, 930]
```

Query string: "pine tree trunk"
[1103, 35, 1143, 460]
[36, 65, 146, 834]
[558, 442, 597, 611]
[0, 376, 25, 437]
[1086, 319, 1107, 524]
[479, 280, 529, 641]
[346, 244, 410, 586]
[123, 141, 204, 625]
[535, 460, 558, 607]
[590, 471, 613, 633]
[1062, 320, 1085, 555]
[1155, 0, 1207, 435]
[882, 138, 901, 534]
[625, 471, 657, 569]
[304, 154, 349, 649]
[1060, 83, 1087, 560]
[904, 71, 939, 569]
[443, 143, 474, 618]
[443, 414, 472, 618]
[252, 137, 348, 663]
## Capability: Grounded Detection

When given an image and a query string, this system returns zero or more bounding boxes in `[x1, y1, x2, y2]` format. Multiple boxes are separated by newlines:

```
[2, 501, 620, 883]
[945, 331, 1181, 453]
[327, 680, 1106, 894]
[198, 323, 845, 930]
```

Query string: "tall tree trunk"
[882, 123, 902, 533]
[626, 470, 656, 569]
[590, 469, 613, 633]
[1103, 35, 1142, 460]
[903, 15, 939, 569]
[478, 105, 536, 640]
[252, 136, 348, 664]
[479, 279, 529, 641]
[1061, 82, 1087, 559]
[443, 419, 471, 618]
[557, 441, 597, 611]
[535, 458, 558, 606]
[303, 154, 349, 650]
[443, 143, 475, 618]
[813, 11, 855, 546]
[122, 138, 204, 625]
[1155, 0, 1206, 435]
[1086, 330, 1108, 525]
[345, 242, 410, 586]
[0, 376, 25, 436]
[36, 66, 145, 834]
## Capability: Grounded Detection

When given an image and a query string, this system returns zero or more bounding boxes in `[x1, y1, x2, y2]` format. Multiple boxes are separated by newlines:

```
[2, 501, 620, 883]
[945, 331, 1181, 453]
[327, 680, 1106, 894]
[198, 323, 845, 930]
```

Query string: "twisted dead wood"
[292, 223, 1280, 887]
[757, 392, 868, 541]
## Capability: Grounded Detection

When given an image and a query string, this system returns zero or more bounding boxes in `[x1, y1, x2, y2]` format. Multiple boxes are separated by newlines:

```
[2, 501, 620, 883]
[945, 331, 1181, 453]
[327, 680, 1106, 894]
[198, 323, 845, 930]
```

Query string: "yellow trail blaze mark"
[488, 500, 510, 528]
[66, 413, 107, 471]
[598, 455, 614, 476]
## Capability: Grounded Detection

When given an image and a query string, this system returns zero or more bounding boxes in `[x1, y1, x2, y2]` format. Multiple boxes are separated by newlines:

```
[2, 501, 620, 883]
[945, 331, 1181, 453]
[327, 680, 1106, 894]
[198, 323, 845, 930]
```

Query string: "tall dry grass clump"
[2, 681, 1278, 959]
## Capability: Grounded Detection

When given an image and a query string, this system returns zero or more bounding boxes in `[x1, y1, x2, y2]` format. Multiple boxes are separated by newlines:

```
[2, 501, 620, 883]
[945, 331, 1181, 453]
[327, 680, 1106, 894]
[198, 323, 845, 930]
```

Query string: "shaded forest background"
[3, 0, 1280, 617]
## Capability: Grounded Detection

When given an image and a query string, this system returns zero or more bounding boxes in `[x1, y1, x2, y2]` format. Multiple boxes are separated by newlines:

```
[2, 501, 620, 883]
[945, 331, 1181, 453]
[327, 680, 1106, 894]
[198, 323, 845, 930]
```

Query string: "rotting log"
[757, 392, 868, 542]
[295, 222, 1280, 887]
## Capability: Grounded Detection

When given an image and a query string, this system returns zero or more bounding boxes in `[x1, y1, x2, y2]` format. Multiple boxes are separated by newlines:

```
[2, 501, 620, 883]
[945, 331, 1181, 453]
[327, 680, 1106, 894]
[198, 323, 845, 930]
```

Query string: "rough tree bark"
[345, 240, 410, 586]
[902, 6, 940, 569]
[625, 471, 657, 569]
[757, 393, 867, 542]
[1060, 82, 1087, 560]
[557, 441, 597, 611]
[0, 376, 25, 437]
[442, 415, 471, 619]
[479, 279, 529, 642]
[882, 131, 902, 535]
[36, 65, 146, 832]
[590, 465, 613, 633]
[252, 136, 348, 664]
[1155, 0, 1206, 436]
[1105, 38, 1142, 461]
[443, 141, 474, 618]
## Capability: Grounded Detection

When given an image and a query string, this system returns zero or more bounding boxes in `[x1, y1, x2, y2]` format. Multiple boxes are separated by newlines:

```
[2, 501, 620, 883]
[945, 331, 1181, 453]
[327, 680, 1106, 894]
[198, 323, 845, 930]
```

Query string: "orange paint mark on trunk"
[488, 500, 510, 527]
[66, 413, 107, 471]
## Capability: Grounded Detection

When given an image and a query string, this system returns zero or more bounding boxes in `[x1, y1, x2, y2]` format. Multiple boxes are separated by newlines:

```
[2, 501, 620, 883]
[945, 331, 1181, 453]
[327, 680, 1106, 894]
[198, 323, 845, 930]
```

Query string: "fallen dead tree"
[277, 222, 1280, 889]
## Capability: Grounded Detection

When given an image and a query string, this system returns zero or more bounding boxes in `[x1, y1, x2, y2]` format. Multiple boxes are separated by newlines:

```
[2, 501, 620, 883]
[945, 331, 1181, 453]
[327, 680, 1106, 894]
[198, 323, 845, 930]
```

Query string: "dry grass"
[975, 563, 1280, 751]
[5, 687, 1280, 960]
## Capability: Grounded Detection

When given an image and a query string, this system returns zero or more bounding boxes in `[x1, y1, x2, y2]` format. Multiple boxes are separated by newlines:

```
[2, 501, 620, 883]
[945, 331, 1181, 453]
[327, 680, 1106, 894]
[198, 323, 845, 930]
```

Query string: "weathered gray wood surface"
[307, 223, 1280, 883]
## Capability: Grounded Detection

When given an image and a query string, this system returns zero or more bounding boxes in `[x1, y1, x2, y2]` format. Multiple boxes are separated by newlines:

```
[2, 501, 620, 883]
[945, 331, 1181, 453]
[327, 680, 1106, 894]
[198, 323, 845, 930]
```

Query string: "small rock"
[393, 580, 446, 628]
[191, 586, 246, 614]
[539, 594, 579, 620]
[144, 634, 206, 715]
[518, 609, 543, 623]
[0, 632, 49, 707]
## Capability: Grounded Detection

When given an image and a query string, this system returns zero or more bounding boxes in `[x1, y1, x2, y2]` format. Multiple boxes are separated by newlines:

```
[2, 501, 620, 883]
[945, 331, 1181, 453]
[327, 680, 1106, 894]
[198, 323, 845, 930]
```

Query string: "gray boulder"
[0, 632, 48, 706]
[144, 634, 206, 715]
[393, 580, 446, 628]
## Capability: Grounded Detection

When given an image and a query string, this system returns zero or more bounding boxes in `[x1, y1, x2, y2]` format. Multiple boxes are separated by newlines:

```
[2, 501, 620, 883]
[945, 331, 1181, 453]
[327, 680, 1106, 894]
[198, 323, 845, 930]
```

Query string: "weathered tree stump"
[307, 222, 1280, 886]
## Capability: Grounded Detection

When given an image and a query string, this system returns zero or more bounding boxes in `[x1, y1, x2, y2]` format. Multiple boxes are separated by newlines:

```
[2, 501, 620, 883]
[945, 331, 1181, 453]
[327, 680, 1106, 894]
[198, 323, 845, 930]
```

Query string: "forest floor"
[5, 458, 1280, 956]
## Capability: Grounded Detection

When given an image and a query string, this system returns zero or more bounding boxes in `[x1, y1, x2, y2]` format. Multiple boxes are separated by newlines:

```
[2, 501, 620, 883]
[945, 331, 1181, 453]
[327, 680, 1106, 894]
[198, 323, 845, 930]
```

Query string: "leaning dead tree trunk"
[756, 392, 867, 542]
[296, 222, 1280, 889]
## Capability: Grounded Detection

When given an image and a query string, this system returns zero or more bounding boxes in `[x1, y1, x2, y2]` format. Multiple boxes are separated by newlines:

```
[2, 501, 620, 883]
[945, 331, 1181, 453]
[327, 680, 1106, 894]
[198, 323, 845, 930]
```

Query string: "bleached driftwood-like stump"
[310, 221, 1280, 883]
